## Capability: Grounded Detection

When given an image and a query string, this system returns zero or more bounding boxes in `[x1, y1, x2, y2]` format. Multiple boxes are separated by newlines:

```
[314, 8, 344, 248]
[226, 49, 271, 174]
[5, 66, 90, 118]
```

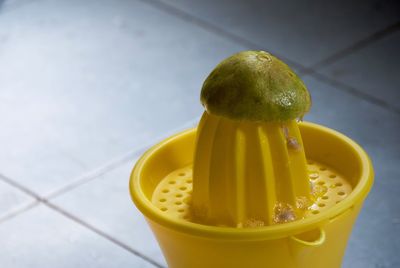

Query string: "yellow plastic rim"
[130, 122, 374, 241]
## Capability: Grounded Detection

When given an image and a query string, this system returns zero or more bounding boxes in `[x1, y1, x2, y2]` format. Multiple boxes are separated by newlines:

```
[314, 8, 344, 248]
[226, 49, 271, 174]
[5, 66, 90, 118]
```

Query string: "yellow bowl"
[130, 122, 373, 268]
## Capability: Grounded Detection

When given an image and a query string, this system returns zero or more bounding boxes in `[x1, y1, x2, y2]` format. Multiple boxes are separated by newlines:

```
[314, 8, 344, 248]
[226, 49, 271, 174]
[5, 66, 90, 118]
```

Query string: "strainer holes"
[178, 209, 185, 213]
[336, 201, 341, 204]
[183, 197, 190, 204]
[160, 207, 168, 212]
[321, 196, 329, 200]
[162, 189, 169, 193]
[329, 174, 337, 178]
[186, 179, 193, 184]
[335, 182, 343, 187]
[318, 203, 326, 207]
[176, 194, 183, 198]
[179, 186, 187, 191]
[318, 181, 326, 185]
[168, 180, 176, 184]
[319, 167, 327, 171]
[338, 191, 345, 196]
[175, 201, 182, 205]
[178, 173, 186, 176]
[312, 210, 320, 215]
[159, 198, 166, 203]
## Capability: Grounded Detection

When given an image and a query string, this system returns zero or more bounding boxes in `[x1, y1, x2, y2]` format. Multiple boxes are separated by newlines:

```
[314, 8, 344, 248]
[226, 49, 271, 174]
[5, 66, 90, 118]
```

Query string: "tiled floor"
[0, 0, 399, 267]
[318, 31, 400, 112]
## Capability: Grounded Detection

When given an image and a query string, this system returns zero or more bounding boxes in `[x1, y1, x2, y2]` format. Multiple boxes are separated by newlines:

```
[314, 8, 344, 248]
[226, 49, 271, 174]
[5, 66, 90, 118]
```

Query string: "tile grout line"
[45, 116, 200, 200]
[0, 173, 43, 225]
[0, 199, 165, 268]
[44, 201, 165, 268]
[0, 201, 40, 224]
[44, 148, 145, 200]
[0, 173, 165, 267]
[300, 21, 400, 75]
[304, 71, 400, 115]
[135, 0, 306, 71]
[0, 173, 42, 201]
[0, 160, 164, 267]
[138, 0, 400, 75]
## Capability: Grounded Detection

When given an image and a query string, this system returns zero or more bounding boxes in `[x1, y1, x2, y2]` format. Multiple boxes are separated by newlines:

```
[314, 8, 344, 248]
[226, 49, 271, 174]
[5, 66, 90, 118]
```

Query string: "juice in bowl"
[130, 51, 373, 268]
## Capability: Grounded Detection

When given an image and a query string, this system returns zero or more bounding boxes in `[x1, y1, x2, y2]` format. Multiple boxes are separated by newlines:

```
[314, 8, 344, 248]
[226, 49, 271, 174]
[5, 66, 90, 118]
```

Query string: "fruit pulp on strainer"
[151, 161, 352, 227]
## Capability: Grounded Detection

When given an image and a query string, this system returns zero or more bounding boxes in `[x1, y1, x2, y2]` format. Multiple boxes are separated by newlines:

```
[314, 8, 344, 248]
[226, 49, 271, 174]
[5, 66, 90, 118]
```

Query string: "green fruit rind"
[200, 50, 311, 122]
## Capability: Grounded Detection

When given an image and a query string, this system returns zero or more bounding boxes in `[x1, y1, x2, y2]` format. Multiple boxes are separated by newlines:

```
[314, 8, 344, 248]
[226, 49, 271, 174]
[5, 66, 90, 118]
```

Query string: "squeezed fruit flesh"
[200, 50, 311, 122]
[151, 160, 352, 227]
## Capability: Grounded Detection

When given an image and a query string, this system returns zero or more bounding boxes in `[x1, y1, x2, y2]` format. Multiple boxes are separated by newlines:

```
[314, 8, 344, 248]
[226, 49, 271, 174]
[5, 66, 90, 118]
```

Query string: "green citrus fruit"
[200, 50, 311, 122]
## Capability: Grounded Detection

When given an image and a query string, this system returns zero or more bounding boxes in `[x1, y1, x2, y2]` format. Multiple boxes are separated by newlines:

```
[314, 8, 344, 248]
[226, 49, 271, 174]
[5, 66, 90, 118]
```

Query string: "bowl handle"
[290, 227, 326, 247]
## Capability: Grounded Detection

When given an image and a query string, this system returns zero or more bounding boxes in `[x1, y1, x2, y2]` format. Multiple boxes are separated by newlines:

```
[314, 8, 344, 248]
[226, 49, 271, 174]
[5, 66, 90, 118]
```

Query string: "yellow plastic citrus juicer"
[130, 51, 374, 268]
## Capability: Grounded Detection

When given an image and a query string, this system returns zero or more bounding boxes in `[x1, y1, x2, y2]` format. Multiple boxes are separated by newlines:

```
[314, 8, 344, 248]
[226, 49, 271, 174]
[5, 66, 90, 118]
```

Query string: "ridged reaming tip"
[192, 113, 311, 227]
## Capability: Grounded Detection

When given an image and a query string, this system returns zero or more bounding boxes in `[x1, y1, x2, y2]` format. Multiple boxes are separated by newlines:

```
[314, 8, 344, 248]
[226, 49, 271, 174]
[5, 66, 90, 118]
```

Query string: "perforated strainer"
[151, 146, 352, 225]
